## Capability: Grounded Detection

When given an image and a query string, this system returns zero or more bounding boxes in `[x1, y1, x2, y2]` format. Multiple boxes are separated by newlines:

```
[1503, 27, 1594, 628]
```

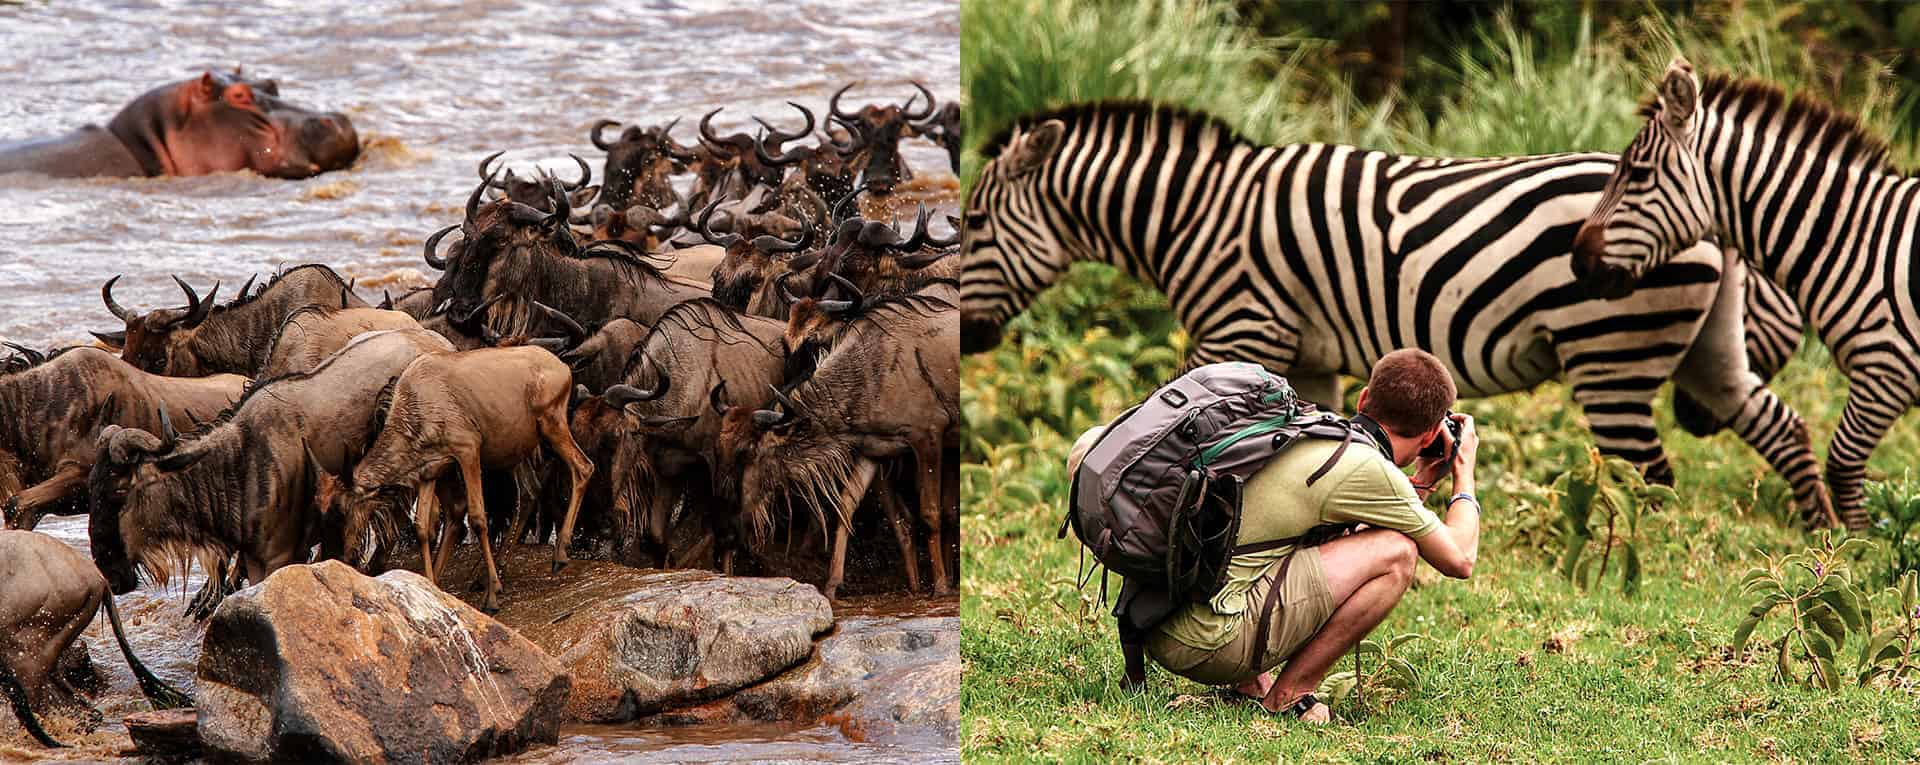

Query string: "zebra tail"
[0, 651, 63, 747]
[102, 594, 192, 710]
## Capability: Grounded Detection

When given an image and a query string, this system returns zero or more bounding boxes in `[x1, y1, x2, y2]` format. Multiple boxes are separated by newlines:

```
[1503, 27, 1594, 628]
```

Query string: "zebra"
[1574, 57, 1914, 530]
[961, 101, 1831, 523]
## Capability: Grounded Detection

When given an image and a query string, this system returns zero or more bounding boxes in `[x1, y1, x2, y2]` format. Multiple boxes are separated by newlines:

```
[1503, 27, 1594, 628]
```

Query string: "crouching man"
[1069, 349, 1481, 723]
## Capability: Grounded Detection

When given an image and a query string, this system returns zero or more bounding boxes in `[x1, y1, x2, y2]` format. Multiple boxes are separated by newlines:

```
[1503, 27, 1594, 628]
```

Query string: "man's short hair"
[1360, 349, 1457, 437]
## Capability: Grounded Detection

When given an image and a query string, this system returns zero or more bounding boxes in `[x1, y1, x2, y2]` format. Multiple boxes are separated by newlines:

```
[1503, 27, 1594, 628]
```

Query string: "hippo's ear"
[192, 72, 220, 104]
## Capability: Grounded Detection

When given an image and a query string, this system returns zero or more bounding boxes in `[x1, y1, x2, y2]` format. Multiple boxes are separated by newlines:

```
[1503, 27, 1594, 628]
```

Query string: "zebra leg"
[1668, 254, 1830, 524]
[1569, 386, 1671, 486]
[1826, 375, 1916, 530]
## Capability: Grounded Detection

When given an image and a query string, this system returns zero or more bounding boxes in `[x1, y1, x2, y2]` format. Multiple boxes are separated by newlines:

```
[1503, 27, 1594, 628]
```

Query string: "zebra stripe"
[964, 102, 1817, 514]
[1576, 60, 1917, 528]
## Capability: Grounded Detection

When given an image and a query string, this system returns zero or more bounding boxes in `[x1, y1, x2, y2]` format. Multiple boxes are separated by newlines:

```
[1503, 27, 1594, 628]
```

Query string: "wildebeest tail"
[0, 649, 62, 747]
[102, 594, 191, 710]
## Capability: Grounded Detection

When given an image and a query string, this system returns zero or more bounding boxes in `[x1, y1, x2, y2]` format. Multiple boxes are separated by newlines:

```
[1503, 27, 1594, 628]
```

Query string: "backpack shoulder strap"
[1305, 427, 1354, 487]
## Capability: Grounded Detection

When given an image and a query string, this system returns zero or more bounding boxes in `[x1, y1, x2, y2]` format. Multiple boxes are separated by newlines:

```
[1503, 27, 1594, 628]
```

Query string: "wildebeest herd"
[0, 81, 959, 747]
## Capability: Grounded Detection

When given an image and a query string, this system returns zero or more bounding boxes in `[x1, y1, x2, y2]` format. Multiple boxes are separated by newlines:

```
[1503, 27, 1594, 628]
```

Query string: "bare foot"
[1296, 700, 1331, 725]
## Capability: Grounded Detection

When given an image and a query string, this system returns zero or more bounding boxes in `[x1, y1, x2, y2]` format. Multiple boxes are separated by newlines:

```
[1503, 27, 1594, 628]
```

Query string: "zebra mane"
[980, 101, 1252, 159]
[1657, 72, 1901, 175]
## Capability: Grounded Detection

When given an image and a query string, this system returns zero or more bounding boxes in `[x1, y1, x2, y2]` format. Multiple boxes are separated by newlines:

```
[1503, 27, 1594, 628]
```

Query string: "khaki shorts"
[1144, 548, 1336, 686]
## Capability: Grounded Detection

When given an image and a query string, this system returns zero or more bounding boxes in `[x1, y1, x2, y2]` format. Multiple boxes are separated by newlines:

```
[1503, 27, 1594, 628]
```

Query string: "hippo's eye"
[223, 84, 256, 109]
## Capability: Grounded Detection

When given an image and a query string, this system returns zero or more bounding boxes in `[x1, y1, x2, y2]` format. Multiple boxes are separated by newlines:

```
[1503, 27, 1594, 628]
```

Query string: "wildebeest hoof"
[551, 561, 567, 575]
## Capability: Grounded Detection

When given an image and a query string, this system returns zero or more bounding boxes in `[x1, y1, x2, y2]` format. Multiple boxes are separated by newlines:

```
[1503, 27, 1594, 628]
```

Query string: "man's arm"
[1413, 413, 1480, 579]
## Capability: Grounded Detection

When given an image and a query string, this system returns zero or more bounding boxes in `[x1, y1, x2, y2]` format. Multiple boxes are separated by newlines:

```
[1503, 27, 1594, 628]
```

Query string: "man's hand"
[1450, 412, 1478, 494]
[1410, 453, 1448, 500]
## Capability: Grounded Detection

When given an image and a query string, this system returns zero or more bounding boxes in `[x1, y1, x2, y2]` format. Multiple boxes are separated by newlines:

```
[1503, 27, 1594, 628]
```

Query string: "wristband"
[1449, 493, 1480, 512]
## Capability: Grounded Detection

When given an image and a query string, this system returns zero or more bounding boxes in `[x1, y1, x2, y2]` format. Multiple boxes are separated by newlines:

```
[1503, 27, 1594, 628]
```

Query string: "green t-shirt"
[1154, 438, 1442, 651]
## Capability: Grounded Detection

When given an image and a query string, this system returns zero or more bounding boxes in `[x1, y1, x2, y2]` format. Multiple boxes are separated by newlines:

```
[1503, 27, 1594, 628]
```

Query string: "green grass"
[961, 1, 1920, 761]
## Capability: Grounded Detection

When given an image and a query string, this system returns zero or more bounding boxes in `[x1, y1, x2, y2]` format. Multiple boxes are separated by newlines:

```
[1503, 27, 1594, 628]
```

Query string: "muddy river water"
[0, 0, 958, 761]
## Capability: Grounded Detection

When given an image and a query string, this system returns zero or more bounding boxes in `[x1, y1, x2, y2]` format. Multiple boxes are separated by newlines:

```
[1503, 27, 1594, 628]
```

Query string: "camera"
[1419, 410, 1462, 462]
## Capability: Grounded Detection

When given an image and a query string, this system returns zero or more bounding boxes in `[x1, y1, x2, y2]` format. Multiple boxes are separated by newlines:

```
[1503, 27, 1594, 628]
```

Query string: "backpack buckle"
[1159, 388, 1188, 407]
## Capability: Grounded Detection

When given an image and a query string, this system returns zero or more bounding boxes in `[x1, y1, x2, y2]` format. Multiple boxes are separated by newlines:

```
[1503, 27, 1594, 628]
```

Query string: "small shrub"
[1318, 633, 1423, 713]
[1733, 534, 1874, 691]
[1867, 478, 1920, 586]
[1858, 572, 1920, 688]
[1553, 448, 1673, 596]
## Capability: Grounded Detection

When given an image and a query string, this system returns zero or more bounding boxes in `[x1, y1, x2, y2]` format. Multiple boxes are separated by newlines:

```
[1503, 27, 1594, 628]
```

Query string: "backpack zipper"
[1192, 404, 1298, 468]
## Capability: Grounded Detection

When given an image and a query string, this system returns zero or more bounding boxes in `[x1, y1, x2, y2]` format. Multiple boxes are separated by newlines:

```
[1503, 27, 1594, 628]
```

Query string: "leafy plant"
[1552, 448, 1673, 595]
[1866, 478, 1920, 586]
[1859, 572, 1920, 688]
[1733, 534, 1874, 690]
[1318, 633, 1422, 712]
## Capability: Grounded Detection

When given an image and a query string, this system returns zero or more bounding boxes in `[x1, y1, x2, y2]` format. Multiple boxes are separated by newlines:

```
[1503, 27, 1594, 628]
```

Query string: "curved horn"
[756, 101, 816, 148]
[661, 117, 698, 162]
[604, 370, 669, 406]
[157, 404, 178, 443]
[171, 275, 217, 327]
[893, 205, 937, 251]
[825, 272, 864, 305]
[777, 271, 802, 306]
[561, 154, 591, 191]
[768, 383, 803, 415]
[90, 330, 127, 347]
[831, 180, 877, 223]
[2, 342, 43, 365]
[902, 81, 936, 121]
[378, 290, 393, 310]
[422, 224, 459, 270]
[236, 274, 257, 301]
[750, 210, 811, 254]
[477, 150, 511, 190]
[466, 167, 497, 222]
[829, 82, 860, 121]
[826, 116, 867, 155]
[709, 380, 728, 415]
[590, 119, 621, 150]
[697, 200, 741, 247]
[544, 178, 572, 232]
[753, 130, 811, 167]
[102, 274, 130, 320]
[699, 108, 741, 156]
[531, 301, 586, 343]
[453, 292, 506, 327]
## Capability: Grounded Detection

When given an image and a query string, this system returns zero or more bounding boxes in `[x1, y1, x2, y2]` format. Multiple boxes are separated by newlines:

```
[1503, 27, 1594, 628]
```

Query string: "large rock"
[696, 615, 961, 742]
[195, 561, 570, 764]
[482, 553, 833, 723]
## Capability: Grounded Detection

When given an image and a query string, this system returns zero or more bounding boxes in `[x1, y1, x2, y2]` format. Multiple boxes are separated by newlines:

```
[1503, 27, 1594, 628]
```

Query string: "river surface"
[0, 0, 958, 761]
[0, 0, 958, 349]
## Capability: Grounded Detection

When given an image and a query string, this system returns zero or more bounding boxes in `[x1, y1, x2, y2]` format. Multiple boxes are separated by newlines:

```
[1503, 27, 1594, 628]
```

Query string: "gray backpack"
[1062, 362, 1382, 680]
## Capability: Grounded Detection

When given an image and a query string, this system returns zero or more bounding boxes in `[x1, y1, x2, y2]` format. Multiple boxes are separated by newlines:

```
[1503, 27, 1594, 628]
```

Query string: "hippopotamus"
[0, 70, 358, 179]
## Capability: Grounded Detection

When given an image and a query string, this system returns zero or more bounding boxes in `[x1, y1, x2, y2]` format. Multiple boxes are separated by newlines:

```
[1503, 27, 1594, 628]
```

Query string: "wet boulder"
[485, 553, 833, 723]
[729, 615, 960, 741]
[194, 561, 570, 764]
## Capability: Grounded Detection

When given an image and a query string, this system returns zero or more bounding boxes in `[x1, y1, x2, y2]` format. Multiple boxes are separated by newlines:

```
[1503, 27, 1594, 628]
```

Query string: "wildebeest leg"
[876, 475, 922, 593]
[2, 463, 87, 531]
[647, 479, 681, 569]
[434, 481, 464, 583]
[824, 459, 880, 601]
[415, 480, 443, 585]
[914, 438, 950, 595]
[0, 650, 61, 747]
[539, 409, 595, 575]
[943, 446, 959, 589]
[458, 456, 504, 614]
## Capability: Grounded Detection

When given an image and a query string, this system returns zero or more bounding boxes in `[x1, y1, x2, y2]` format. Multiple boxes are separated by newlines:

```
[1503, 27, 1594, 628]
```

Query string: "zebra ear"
[1007, 119, 1066, 178]
[1658, 56, 1699, 134]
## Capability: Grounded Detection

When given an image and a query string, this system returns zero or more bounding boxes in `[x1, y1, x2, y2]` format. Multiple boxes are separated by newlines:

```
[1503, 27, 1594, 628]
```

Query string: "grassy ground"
[960, 1, 1920, 761]
[960, 267, 1920, 763]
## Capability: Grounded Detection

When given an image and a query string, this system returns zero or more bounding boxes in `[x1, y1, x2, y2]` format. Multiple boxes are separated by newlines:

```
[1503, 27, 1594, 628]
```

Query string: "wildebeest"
[87, 329, 455, 600]
[258, 305, 422, 377]
[99, 264, 367, 376]
[589, 119, 695, 217]
[0, 530, 188, 748]
[476, 151, 597, 213]
[0, 347, 244, 531]
[698, 200, 816, 310]
[915, 101, 961, 173]
[829, 82, 936, 195]
[601, 299, 789, 571]
[338, 346, 592, 612]
[431, 180, 708, 336]
[0, 69, 357, 179]
[717, 294, 959, 599]
[532, 306, 649, 395]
